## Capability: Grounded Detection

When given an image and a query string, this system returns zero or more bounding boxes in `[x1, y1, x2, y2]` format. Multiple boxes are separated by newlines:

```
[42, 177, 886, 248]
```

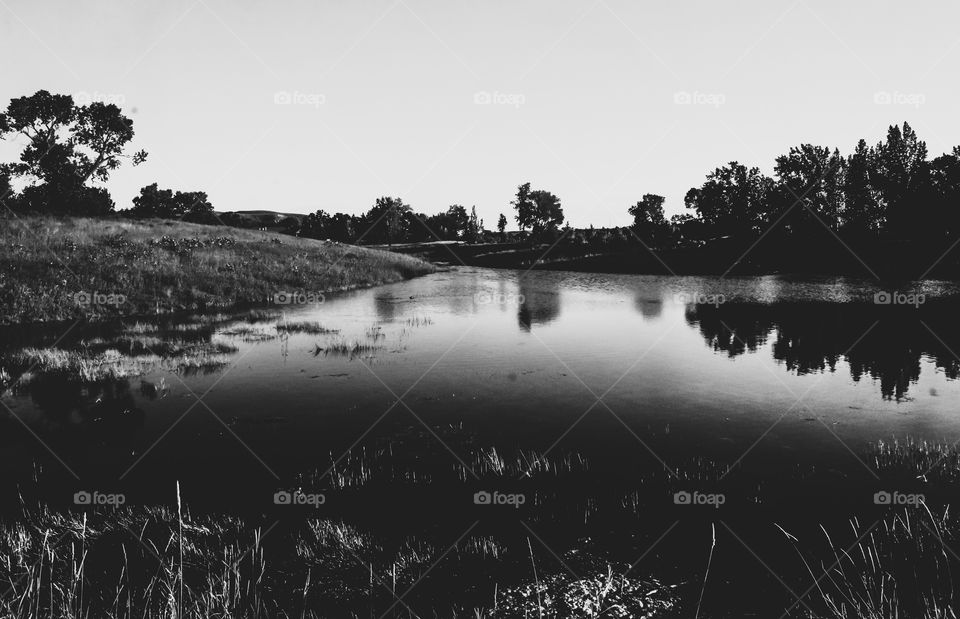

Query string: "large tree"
[628, 194, 668, 246]
[841, 139, 882, 237]
[513, 182, 564, 239]
[684, 162, 775, 239]
[773, 144, 844, 234]
[0, 90, 146, 214]
[874, 122, 929, 238]
[365, 196, 411, 245]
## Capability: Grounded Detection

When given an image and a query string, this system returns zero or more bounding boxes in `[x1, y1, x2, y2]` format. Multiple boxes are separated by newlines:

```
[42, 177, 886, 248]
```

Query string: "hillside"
[0, 216, 436, 325]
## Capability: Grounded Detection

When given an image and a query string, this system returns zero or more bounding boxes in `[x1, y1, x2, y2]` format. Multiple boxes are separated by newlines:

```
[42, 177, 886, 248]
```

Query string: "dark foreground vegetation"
[0, 216, 434, 325]
[3, 436, 960, 618]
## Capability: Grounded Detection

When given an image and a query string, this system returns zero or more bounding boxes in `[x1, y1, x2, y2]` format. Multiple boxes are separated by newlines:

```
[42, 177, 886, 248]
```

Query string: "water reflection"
[685, 301, 960, 400]
[517, 277, 561, 331]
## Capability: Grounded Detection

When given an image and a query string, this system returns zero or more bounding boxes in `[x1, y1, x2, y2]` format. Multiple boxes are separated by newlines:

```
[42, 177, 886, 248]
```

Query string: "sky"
[2, 0, 960, 228]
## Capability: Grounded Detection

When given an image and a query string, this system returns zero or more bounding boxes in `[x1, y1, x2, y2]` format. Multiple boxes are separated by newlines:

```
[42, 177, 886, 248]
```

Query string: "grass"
[4, 439, 960, 617]
[0, 216, 436, 325]
[274, 320, 339, 335]
[2, 343, 232, 386]
[312, 339, 382, 358]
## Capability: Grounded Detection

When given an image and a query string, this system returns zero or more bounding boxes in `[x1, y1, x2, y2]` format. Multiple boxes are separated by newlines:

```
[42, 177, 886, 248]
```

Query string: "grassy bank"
[3, 439, 960, 617]
[0, 216, 436, 325]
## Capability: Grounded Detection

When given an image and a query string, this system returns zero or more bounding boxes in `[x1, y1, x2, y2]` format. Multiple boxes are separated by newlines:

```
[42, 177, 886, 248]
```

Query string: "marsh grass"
[4, 345, 232, 384]
[312, 339, 382, 358]
[0, 216, 435, 325]
[275, 321, 339, 335]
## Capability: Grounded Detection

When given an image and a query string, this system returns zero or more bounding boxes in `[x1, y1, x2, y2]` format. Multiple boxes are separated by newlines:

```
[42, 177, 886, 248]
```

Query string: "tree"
[465, 206, 483, 242]
[929, 147, 960, 240]
[773, 144, 844, 234]
[365, 196, 411, 245]
[874, 122, 929, 238]
[126, 184, 214, 222]
[0, 90, 146, 214]
[497, 213, 508, 240]
[684, 162, 775, 239]
[129, 183, 176, 218]
[841, 139, 882, 237]
[513, 182, 564, 239]
[177, 191, 214, 223]
[628, 194, 668, 246]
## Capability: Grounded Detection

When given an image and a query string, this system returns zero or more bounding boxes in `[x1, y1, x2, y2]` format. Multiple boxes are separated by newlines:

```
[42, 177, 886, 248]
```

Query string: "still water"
[4, 267, 960, 506]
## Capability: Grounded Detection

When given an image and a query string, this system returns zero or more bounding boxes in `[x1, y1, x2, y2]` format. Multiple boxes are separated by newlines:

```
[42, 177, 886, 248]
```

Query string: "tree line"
[3, 90, 959, 252]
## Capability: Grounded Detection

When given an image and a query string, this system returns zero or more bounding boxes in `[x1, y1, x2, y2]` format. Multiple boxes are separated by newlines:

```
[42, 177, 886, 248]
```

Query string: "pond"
[3, 267, 960, 509]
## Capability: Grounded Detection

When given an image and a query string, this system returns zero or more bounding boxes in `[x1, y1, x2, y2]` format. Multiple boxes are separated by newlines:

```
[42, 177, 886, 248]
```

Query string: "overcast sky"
[2, 0, 959, 227]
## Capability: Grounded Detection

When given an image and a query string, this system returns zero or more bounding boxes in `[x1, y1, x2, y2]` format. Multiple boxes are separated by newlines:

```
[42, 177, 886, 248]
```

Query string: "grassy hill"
[0, 216, 435, 325]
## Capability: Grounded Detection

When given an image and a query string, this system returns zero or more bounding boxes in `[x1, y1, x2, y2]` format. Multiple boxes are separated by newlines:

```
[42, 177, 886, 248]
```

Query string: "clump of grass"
[404, 316, 434, 327]
[870, 438, 960, 482]
[365, 325, 386, 340]
[276, 321, 340, 335]
[122, 321, 159, 334]
[3, 345, 233, 383]
[312, 339, 381, 358]
[783, 506, 959, 619]
[219, 325, 278, 342]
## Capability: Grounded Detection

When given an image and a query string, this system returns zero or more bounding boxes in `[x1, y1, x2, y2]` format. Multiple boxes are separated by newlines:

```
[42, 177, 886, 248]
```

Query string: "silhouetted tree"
[841, 139, 882, 238]
[497, 213, 508, 239]
[773, 144, 844, 235]
[628, 193, 668, 246]
[513, 183, 564, 240]
[874, 122, 929, 239]
[684, 162, 775, 239]
[0, 90, 146, 215]
[365, 196, 411, 245]
[126, 184, 214, 222]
